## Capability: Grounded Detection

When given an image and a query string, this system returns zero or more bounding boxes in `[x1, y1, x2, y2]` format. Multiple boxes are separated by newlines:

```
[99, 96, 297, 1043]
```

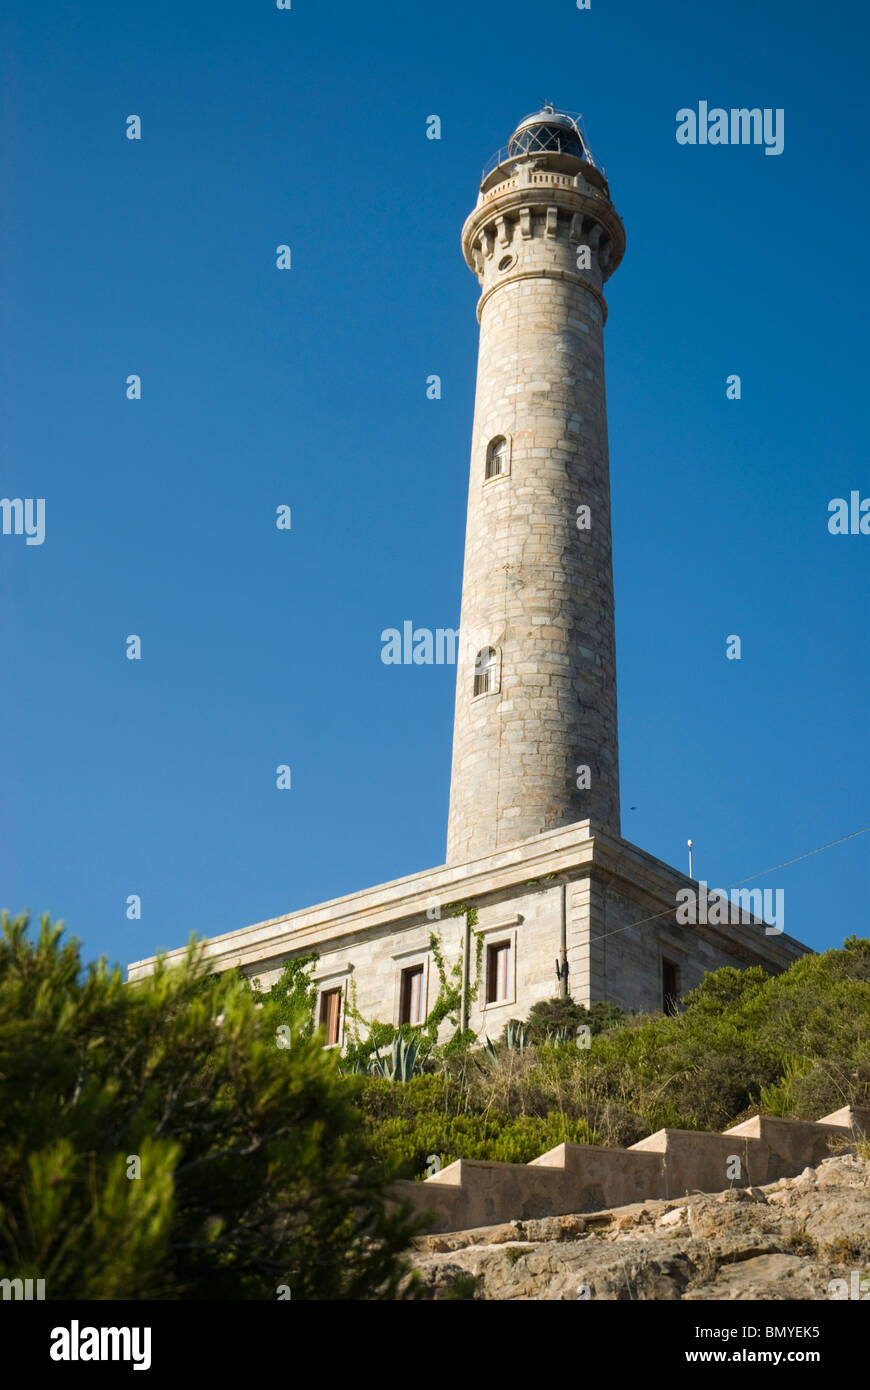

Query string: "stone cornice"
[127, 822, 597, 979]
[127, 822, 810, 981]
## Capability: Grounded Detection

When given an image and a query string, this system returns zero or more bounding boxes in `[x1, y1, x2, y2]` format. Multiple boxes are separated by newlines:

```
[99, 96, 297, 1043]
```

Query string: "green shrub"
[354, 942, 870, 1157]
[443, 1272, 479, 1299]
[356, 1072, 599, 1178]
[504, 1245, 529, 1264]
[250, 952, 318, 1041]
[0, 913, 420, 1300]
[525, 996, 625, 1044]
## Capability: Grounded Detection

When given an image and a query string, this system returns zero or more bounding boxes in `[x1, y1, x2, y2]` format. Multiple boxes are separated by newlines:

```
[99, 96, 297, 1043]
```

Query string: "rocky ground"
[410, 1154, 870, 1300]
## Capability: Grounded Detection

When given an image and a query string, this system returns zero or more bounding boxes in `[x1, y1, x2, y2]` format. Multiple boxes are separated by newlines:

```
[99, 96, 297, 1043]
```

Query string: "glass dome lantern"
[507, 105, 587, 160]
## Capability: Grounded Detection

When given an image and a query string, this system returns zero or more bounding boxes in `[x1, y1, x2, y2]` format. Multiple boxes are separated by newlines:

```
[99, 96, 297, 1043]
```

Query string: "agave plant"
[482, 1034, 498, 1063]
[544, 1026, 574, 1044]
[339, 1056, 370, 1075]
[503, 1020, 530, 1052]
[369, 1033, 421, 1082]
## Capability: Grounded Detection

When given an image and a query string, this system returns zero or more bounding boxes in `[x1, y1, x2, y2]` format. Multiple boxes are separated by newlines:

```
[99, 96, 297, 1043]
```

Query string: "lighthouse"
[129, 105, 809, 1032]
[447, 106, 626, 863]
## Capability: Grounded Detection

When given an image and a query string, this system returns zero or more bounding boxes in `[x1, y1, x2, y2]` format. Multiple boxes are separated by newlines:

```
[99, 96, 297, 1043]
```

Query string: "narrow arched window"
[473, 646, 499, 697]
[485, 436, 507, 480]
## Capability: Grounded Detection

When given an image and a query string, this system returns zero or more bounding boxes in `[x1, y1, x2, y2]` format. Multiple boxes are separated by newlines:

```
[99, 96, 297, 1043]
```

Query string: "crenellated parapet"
[461, 158, 625, 321]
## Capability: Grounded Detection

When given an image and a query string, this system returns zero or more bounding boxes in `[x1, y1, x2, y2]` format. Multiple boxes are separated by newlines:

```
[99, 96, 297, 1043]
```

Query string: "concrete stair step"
[815, 1104, 870, 1134]
[529, 1141, 666, 1205]
[628, 1127, 767, 1194]
[392, 1105, 870, 1234]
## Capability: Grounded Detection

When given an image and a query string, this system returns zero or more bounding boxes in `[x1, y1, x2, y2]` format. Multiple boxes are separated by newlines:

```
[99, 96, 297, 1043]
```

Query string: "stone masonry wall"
[581, 876, 805, 1015]
[244, 880, 566, 1048]
[446, 171, 622, 863]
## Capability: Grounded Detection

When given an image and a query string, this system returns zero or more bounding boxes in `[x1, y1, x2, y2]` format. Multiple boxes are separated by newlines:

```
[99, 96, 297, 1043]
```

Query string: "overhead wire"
[588, 825, 870, 946]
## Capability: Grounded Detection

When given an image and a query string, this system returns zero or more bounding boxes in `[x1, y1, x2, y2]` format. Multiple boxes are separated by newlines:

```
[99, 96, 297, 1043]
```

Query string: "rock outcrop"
[410, 1154, 870, 1300]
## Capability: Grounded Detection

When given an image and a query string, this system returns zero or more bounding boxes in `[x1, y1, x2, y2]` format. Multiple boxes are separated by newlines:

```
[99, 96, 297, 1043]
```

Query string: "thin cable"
[728, 826, 870, 887]
[588, 824, 870, 947]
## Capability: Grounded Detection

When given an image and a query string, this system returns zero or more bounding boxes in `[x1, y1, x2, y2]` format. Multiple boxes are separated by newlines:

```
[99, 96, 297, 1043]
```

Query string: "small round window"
[498, 254, 515, 271]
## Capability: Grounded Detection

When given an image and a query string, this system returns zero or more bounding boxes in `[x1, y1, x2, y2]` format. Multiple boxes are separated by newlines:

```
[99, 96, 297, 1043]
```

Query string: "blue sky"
[2, 0, 867, 972]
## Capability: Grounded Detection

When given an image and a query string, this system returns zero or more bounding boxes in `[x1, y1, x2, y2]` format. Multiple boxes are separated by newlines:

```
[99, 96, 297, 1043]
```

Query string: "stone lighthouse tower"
[130, 102, 810, 1028]
[446, 106, 627, 864]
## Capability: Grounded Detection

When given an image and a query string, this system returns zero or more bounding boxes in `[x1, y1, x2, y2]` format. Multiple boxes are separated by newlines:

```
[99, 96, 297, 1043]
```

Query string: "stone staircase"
[392, 1105, 870, 1234]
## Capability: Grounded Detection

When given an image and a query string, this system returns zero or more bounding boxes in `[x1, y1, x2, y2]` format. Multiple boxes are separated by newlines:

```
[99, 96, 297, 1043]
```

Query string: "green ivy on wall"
[338, 903, 487, 1072]
[249, 952, 319, 1040]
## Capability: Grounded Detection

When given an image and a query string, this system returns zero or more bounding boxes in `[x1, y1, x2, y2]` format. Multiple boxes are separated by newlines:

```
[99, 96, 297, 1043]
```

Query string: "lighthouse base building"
[128, 107, 809, 1033]
[128, 821, 807, 1043]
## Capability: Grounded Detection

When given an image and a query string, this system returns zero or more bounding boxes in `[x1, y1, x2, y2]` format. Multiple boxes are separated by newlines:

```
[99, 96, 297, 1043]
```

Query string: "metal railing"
[481, 140, 603, 183]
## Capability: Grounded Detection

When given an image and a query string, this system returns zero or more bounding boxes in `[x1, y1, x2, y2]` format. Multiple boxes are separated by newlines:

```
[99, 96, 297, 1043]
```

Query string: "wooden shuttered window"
[319, 987, 342, 1045]
[399, 965, 424, 1025]
[486, 942, 511, 1003]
